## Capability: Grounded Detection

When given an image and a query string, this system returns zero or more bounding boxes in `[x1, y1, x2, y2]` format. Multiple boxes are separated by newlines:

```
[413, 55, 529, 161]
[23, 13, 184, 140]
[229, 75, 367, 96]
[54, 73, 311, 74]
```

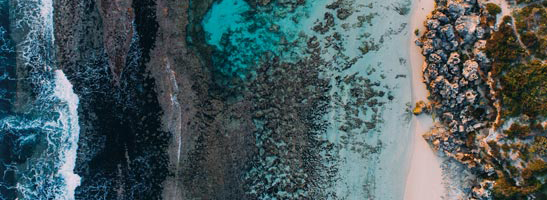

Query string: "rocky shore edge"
[414, 0, 500, 198]
[415, 0, 547, 198]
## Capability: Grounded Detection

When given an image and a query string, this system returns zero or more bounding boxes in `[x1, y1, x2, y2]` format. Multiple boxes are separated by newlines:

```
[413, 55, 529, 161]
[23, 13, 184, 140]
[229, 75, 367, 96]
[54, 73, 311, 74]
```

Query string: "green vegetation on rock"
[501, 61, 547, 118]
[529, 136, 547, 156]
[493, 175, 542, 199]
[486, 5, 547, 198]
[504, 123, 531, 139]
[487, 7, 547, 118]
[486, 3, 502, 15]
[486, 16, 526, 77]
[513, 4, 547, 59]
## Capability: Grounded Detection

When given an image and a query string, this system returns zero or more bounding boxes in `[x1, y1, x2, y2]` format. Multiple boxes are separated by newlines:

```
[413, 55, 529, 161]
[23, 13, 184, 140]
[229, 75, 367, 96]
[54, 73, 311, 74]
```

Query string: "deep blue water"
[0, 0, 15, 116]
[0, 0, 81, 199]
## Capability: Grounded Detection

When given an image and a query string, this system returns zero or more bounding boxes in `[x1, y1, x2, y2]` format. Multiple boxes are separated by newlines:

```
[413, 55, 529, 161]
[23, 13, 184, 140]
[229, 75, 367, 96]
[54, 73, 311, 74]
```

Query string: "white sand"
[404, 0, 446, 199]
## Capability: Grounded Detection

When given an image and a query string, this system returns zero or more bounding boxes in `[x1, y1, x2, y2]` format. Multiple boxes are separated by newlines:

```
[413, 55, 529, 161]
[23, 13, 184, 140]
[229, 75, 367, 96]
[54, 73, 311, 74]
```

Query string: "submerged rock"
[337, 8, 352, 20]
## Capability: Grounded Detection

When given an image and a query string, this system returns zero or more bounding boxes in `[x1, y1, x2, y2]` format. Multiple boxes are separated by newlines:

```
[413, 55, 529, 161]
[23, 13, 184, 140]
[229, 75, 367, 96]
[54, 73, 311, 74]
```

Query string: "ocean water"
[202, 0, 413, 199]
[0, 0, 15, 116]
[307, 0, 413, 198]
[0, 0, 81, 199]
[202, 0, 319, 80]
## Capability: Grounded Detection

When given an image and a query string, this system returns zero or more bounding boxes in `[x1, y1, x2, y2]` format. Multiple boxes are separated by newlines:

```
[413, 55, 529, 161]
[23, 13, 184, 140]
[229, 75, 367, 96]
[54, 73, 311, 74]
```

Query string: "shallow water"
[202, 0, 414, 199]
[202, 0, 318, 80]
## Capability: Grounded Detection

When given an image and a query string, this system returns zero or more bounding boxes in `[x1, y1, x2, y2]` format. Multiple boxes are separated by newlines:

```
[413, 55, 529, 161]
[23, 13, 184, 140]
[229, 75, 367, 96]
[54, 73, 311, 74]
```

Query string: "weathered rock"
[415, 39, 424, 47]
[433, 12, 450, 24]
[422, 39, 435, 55]
[429, 53, 443, 63]
[464, 89, 477, 103]
[475, 26, 486, 39]
[441, 24, 456, 40]
[426, 30, 438, 39]
[447, 52, 461, 66]
[455, 15, 480, 44]
[475, 51, 490, 65]
[463, 60, 479, 81]
[426, 19, 441, 30]
[448, 0, 465, 19]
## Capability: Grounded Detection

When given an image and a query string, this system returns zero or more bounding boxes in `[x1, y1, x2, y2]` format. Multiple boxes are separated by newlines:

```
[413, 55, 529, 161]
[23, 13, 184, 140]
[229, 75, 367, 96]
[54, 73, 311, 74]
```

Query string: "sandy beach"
[203, 0, 448, 198]
[404, 0, 446, 199]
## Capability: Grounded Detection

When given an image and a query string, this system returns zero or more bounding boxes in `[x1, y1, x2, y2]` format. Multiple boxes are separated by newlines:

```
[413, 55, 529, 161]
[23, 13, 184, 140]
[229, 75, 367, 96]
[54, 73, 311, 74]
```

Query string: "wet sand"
[404, 0, 446, 199]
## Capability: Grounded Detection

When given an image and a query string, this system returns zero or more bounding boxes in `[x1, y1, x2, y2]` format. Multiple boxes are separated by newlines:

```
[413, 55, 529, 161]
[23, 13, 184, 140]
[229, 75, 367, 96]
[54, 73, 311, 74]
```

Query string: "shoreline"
[403, 0, 446, 199]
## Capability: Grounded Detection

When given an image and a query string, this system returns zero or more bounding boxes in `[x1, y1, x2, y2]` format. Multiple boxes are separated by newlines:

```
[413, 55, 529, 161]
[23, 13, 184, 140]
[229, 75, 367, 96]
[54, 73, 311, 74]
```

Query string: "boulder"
[450, 63, 460, 74]
[465, 89, 477, 103]
[433, 12, 450, 24]
[415, 39, 424, 47]
[450, 40, 459, 50]
[447, 52, 461, 66]
[429, 53, 443, 64]
[426, 19, 441, 30]
[448, 0, 465, 19]
[455, 15, 480, 44]
[422, 39, 435, 55]
[458, 77, 469, 86]
[441, 24, 456, 40]
[476, 26, 486, 39]
[463, 60, 479, 81]
[435, 49, 448, 61]
[426, 30, 437, 39]
[475, 51, 490, 65]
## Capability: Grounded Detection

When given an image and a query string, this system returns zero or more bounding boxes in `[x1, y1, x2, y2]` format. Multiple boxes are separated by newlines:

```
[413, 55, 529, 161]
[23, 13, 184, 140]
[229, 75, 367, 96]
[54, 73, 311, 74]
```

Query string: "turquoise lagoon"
[202, 0, 318, 79]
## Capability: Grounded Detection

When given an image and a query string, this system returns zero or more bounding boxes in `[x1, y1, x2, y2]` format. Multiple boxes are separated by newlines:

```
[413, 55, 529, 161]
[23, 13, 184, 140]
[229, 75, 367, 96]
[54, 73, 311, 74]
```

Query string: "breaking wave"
[0, 0, 81, 199]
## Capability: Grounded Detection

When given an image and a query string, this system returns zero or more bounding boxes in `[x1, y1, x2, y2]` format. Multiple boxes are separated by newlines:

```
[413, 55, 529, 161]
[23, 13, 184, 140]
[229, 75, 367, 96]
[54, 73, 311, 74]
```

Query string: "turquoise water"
[202, 0, 313, 80]
[202, 0, 414, 199]
[201, 0, 251, 48]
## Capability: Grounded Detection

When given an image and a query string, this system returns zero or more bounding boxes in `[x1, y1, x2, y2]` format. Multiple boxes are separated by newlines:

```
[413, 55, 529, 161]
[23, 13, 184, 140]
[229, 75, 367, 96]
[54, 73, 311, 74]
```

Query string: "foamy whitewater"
[53, 70, 81, 199]
[0, 0, 81, 199]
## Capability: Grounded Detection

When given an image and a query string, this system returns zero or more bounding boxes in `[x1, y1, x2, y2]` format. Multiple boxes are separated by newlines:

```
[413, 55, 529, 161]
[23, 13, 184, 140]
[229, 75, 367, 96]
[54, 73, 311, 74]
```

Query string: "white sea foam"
[4, 0, 83, 198]
[53, 70, 81, 199]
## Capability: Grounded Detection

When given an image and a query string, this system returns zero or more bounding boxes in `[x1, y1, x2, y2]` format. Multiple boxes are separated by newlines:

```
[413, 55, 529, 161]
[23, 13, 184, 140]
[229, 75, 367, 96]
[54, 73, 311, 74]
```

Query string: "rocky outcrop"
[96, 0, 134, 84]
[54, 0, 170, 198]
[417, 0, 503, 198]
[417, 0, 495, 135]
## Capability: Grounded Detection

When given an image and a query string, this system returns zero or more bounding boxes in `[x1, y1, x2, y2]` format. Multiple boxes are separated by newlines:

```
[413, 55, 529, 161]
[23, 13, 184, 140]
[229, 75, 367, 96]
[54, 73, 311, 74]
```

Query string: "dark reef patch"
[54, 0, 169, 198]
